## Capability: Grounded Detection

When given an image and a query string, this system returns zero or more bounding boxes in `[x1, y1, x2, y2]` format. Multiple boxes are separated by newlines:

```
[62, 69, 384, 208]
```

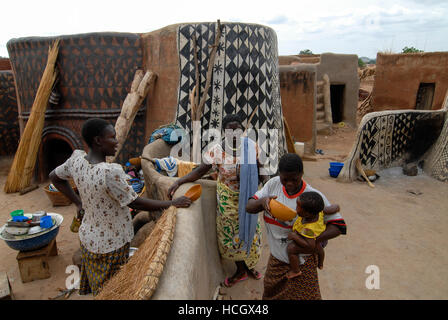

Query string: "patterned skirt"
[262, 254, 322, 300]
[216, 180, 261, 269]
[79, 242, 130, 296]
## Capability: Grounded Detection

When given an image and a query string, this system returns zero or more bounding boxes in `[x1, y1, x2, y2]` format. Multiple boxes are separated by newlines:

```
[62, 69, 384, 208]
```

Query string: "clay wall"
[0, 71, 19, 155]
[371, 52, 448, 111]
[279, 65, 316, 154]
[0, 58, 11, 71]
[140, 25, 180, 142]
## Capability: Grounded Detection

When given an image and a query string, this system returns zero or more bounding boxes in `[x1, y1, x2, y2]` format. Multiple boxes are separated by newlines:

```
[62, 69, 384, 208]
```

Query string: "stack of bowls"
[329, 162, 344, 178]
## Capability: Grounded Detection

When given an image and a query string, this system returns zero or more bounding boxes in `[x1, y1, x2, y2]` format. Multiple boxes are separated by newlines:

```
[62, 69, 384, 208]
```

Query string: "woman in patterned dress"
[167, 114, 265, 287]
[49, 118, 192, 296]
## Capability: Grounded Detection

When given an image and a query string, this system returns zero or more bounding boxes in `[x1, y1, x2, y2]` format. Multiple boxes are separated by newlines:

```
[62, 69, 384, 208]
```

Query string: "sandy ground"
[1, 122, 447, 300]
[220, 124, 448, 300]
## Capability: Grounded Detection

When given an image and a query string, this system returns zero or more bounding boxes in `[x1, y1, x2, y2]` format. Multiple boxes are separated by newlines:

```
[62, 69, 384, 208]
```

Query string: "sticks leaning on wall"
[108, 70, 157, 163]
[4, 40, 60, 193]
[191, 20, 222, 163]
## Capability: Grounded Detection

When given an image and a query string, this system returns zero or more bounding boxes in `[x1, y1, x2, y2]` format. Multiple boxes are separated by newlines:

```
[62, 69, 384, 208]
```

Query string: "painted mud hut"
[338, 92, 448, 183]
[138, 21, 287, 299]
[7, 33, 147, 181]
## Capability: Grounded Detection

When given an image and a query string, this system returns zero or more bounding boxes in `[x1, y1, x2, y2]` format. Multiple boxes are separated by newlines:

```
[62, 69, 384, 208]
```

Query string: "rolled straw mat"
[95, 206, 177, 300]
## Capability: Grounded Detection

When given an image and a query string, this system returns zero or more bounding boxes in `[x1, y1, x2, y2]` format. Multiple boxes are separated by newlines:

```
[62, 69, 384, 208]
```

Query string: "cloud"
[265, 15, 289, 25]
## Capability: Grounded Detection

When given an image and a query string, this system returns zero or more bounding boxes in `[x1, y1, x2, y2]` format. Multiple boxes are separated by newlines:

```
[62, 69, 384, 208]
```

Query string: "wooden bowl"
[184, 184, 202, 202]
[269, 199, 296, 221]
[129, 157, 142, 168]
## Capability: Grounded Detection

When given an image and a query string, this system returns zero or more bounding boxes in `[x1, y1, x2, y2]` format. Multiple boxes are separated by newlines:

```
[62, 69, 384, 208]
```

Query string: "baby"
[286, 191, 340, 279]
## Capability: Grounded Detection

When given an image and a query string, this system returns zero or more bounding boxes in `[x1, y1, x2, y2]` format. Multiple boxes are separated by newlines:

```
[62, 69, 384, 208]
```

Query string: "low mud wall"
[141, 139, 223, 299]
[338, 108, 447, 182]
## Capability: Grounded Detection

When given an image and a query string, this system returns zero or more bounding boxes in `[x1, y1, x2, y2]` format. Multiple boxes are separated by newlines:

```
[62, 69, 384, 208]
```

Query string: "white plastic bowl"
[28, 226, 43, 235]
[5, 226, 29, 236]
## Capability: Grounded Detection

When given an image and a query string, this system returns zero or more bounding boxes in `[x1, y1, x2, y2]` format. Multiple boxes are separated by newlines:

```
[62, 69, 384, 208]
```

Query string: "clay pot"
[184, 184, 202, 202]
[269, 199, 296, 221]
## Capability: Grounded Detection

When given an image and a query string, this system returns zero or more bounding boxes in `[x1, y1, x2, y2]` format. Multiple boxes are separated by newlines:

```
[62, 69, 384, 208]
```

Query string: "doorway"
[415, 83, 435, 110]
[39, 138, 73, 181]
[330, 84, 345, 123]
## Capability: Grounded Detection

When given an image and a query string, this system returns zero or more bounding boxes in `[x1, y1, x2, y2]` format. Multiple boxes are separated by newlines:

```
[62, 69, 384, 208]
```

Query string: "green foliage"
[299, 49, 313, 55]
[358, 58, 366, 68]
[402, 46, 423, 53]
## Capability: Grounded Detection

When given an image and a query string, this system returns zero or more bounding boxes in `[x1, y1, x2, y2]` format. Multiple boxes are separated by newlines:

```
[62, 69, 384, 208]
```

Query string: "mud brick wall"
[0, 71, 19, 155]
[372, 52, 448, 111]
[279, 65, 316, 154]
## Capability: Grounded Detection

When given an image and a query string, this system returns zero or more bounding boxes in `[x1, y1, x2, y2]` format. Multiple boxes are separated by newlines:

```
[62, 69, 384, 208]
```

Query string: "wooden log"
[356, 159, 375, 188]
[108, 70, 156, 163]
[0, 272, 13, 300]
[322, 74, 333, 125]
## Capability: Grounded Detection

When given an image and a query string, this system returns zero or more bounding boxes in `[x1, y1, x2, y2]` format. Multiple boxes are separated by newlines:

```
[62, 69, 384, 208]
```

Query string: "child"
[286, 191, 340, 279]
[246, 153, 347, 298]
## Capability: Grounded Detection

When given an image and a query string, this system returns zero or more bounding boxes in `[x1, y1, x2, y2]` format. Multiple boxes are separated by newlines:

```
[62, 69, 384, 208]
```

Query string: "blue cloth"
[149, 125, 183, 145]
[154, 156, 178, 177]
[238, 137, 259, 256]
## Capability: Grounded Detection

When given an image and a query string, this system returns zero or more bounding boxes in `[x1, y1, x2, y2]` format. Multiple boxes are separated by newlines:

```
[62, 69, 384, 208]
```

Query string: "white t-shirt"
[253, 176, 343, 264]
[55, 150, 138, 254]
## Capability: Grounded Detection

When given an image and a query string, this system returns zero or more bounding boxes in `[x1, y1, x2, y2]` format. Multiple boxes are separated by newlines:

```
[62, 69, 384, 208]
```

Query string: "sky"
[1, 0, 447, 59]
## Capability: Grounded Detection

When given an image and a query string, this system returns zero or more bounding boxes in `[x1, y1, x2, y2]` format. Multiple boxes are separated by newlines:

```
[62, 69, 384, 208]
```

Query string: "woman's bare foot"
[286, 269, 302, 279]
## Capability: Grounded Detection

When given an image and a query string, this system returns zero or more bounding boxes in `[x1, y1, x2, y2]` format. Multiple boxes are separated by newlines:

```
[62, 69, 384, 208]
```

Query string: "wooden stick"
[283, 116, 296, 154]
[192, 35, 200, 110]
[196, 20, 222, 118]
[356, 159, 375, 188]
[244, 105, 259, 133]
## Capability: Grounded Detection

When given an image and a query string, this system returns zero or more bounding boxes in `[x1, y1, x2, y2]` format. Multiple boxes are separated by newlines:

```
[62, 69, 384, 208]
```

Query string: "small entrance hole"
[41, 139, 73, 179]
[330, 84, 345, 123]
[415, 83, 435, 110]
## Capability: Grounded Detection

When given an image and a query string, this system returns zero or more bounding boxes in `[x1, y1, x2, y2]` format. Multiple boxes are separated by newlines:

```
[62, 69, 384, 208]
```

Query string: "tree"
[358, 58, 366, 68]
[299, 49, 313, 55]
[402, 46, 423, 53]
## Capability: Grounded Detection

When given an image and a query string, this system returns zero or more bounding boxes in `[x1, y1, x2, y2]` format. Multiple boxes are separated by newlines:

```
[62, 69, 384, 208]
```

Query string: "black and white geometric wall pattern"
[174, 22, 287, 174]
[338, 109, 446, 182]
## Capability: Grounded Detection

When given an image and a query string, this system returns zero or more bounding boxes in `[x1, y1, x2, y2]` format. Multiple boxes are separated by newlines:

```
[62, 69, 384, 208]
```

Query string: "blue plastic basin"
[0, 213, 63, 252]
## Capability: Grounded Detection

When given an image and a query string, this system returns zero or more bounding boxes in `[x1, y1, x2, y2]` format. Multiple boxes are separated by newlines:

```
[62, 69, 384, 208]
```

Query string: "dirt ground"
[1, 121, 447, 300]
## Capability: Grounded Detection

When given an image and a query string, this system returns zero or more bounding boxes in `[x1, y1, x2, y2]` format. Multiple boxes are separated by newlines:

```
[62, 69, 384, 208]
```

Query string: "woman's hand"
[76, 205, 85, 220]
[167, 181, 180, 200]
[171, 196, 192, 208]
[262, 196, 277, 213]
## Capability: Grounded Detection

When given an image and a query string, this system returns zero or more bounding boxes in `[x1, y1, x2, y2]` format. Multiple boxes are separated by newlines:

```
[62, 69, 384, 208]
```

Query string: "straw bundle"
[95, 206, 177, 300]
[4, 40, 60, 193]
